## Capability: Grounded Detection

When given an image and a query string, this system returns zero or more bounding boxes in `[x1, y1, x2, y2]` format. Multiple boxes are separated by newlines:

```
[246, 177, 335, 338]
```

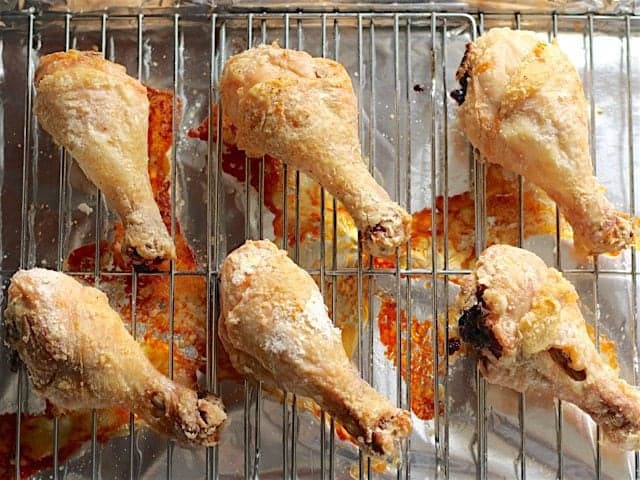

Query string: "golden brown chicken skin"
[457, 245, 640, 450]
[219, 44, 411, 258]
[219, 240, 411, 457]
[5, 268, 226, 446]
[34, 50, 175, 266]
[452, 28, 632, 256]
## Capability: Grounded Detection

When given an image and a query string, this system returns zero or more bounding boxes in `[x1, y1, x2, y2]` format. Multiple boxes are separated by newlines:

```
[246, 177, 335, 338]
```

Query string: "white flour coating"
[262, 303, 305, 360]
[230, 246, 277, 286]
[303, 289, 341, 341]
[260, 289, 339, 361]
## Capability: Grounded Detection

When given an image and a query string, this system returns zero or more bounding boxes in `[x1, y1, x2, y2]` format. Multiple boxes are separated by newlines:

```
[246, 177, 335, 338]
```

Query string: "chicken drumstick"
[219, 44, 411, 257]
[219, 240, 412, 457]
[5, 268, 226, 446]
[457, 244, 640, 449]
[34, 50, 175, 266]
[452, 28, 632, 255]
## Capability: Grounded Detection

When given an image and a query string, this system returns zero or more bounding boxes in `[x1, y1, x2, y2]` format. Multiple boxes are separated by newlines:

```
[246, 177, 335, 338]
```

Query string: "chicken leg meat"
[456, 244, 640, 449]
[219, 240, 412, 457]
[452, 28, 632, 255]
[5, 268, 226, 446]
[219, 44, 411, 257]
[34, 50, 175, 265]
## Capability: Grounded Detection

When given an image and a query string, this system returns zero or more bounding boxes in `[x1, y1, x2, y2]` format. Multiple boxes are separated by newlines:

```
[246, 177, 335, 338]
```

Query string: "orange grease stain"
[586, 324, 619, 371]
[375, 164, 562, 272]
[377, 300, 447, 421]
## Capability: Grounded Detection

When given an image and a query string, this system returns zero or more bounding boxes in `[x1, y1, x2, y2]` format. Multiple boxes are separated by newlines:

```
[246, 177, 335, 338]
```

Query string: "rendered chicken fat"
[219, 240, 412, 457]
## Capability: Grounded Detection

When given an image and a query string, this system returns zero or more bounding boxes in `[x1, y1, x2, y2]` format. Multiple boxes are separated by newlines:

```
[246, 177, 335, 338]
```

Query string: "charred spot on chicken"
[457, 285, 502, 359]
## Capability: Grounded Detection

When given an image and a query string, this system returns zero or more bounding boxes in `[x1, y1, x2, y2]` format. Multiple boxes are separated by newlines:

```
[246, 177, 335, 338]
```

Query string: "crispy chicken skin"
[219, 240, 411, 457]
[5, 268, 226, 446]
[219, 44, 411, 257]
[457, 245, 640, 450]
[34, 50, 175, 265]
[452, 28, 632, 255]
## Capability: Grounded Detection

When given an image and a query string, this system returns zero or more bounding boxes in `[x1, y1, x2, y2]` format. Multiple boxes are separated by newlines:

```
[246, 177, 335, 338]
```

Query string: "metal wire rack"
[0, 6, 639, 480]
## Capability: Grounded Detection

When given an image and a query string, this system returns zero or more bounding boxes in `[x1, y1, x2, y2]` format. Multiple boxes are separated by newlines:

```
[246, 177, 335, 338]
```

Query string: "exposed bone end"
[366, 408, 412, 458]
[361, 205, 412, 258]
[145, 387, 227, 447]
[572, 210, 633, 257]
[123, 209, 176, 267]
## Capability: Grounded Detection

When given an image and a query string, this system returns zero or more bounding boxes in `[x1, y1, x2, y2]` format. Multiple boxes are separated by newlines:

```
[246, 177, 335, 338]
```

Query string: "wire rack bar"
[585, 14, 603, 479]
[129, 12, 143, 480]
[472, 14, 487, 480]
[93, 15, 109, 480]
[429, 11, 441, 476]
[547, 14, 566, 480]
[51, 12, 71, 477]
[403, 15, 414, 480]
[365, 15, 376, 479]
[252, 15, 267, 472]
[14, 12, 35, 480]
[2, 10, 638, 21]
[210, 13, 225, 480]
[440, 16, 451, 478]
[512, 15, 528, 480]
[3, 265, 640, 278]
[392, 14, 404, 480]
[242, 13, 253, 479]
[624, 15, 639, 480]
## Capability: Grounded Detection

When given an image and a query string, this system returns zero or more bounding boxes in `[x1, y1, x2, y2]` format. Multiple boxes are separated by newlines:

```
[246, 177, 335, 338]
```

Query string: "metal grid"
[0, 7, 639, 480]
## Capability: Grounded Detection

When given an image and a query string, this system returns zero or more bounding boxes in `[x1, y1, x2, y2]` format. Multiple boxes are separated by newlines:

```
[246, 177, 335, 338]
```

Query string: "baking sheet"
[0, 10, 639, 480]
[1, 1, 638, 15]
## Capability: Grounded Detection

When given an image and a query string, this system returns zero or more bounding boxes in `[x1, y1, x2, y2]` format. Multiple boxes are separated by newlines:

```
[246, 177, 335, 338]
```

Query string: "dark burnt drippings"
[548, 347, 586, 382]
[447, 337, 462, 355]
[458, 285, 503, 359]
[450, 73, 468, 106]
[450, 41, 473, 106]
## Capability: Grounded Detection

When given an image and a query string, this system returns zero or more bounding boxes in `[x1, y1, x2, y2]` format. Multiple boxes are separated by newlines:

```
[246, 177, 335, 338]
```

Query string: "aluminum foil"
[0, 9, 639, 480]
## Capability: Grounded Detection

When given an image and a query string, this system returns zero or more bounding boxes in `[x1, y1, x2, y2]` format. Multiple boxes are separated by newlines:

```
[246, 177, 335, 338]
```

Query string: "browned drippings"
[450, 73, 468, 105]
[451, 42, 473, 105]
[447, 337, 462, 355]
